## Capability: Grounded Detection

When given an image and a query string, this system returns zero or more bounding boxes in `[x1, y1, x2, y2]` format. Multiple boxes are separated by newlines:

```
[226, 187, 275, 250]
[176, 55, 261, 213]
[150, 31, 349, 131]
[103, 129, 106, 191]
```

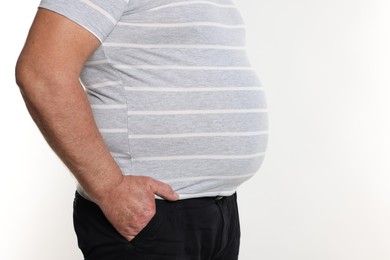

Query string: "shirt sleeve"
[38, 0, 129, 42]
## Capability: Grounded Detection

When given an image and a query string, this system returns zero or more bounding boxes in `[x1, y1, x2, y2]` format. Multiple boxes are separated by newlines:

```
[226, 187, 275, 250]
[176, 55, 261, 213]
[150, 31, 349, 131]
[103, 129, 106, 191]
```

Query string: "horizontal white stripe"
[102, 43, 245, 50]
[117, 22, 245, 29]
[131, 152, 265, 161]
[100, 128, 128, 133]
[148, 1, 237, 11]
[114, 64, 253, 71]
[85, 59, 110, 65]
[177, 190, 237, 199]
[128, 131, 269, 139]
[124, 86, 264, 92]
[79, 0, 116, 24]
[91, 104, 127, 109]
[160, 172, 256, 183]
[110, 152, 130, 158]
[127, 109, 267, 115]
[85, 81, 122, 89]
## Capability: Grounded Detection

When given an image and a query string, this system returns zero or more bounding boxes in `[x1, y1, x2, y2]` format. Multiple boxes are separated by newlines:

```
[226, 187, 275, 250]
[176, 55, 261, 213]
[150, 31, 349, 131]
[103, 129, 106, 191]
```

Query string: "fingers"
[124, 235, 134, 242]
[149, 178, 179, 201]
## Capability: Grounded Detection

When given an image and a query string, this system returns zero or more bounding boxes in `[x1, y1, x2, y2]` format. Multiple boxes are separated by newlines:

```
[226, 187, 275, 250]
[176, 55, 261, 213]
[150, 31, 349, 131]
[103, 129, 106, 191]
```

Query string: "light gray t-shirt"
[39, 0, 269, 200]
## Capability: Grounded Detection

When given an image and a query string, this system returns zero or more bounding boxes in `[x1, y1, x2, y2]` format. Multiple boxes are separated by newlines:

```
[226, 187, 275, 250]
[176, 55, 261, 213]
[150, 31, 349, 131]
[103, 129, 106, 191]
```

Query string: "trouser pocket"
[73, 192, 166, 259]
[73, 192, 128, 260]
[128, 201, 165, 246]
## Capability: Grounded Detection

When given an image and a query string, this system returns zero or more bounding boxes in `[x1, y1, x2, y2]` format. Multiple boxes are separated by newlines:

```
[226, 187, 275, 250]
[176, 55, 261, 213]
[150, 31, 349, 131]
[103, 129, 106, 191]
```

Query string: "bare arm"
[16, 8, 122, 203]
[15, 9, 178, 241]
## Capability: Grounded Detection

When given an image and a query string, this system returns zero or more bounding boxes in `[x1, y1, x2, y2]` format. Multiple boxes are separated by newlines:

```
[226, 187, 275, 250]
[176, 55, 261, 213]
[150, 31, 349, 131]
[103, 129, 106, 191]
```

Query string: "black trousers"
[73, 191, 241, 260]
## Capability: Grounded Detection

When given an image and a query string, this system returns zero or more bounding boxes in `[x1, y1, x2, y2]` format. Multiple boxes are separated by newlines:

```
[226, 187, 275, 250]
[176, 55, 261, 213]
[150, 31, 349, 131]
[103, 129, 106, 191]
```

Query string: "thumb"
[149, 179, 179, 201]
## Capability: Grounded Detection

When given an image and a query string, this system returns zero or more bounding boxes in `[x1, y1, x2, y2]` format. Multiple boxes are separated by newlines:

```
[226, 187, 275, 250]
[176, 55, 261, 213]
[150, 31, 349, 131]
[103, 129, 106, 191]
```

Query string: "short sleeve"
[39, 0, 129, 42]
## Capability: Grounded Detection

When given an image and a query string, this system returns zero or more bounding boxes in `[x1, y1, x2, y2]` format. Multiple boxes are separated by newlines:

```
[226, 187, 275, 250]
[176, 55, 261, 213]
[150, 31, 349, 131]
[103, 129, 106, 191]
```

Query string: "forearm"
[18, 76, 123, 202]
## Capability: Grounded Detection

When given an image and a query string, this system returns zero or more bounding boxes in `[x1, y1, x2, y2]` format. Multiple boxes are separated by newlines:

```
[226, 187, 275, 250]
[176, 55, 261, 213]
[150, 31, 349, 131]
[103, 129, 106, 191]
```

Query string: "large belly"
[82, 0, 269, 198]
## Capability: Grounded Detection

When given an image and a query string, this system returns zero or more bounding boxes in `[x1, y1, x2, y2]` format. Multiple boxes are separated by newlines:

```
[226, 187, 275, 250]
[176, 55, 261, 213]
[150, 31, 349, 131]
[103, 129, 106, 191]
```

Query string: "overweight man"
[15, 0, 269, 259]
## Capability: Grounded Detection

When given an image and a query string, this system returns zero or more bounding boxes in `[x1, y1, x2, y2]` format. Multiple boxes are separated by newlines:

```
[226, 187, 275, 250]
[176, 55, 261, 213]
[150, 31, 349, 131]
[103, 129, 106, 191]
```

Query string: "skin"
[15, 8, 179, 241]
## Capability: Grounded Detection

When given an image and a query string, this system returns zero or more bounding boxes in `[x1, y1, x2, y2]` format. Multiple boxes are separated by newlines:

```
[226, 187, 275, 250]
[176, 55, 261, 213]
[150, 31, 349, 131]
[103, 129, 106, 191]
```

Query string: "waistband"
[156, 193, 237, 209]
[75, 191, 236, 210]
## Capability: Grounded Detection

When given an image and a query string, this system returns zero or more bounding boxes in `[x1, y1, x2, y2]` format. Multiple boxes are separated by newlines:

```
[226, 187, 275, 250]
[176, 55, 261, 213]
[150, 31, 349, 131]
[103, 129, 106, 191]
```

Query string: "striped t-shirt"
[39, 0, 269, 200]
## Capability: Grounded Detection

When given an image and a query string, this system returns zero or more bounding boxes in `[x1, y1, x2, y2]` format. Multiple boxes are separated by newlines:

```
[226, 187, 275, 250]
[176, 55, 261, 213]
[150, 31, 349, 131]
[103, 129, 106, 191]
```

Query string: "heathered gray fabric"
[39, 0, 269, 200]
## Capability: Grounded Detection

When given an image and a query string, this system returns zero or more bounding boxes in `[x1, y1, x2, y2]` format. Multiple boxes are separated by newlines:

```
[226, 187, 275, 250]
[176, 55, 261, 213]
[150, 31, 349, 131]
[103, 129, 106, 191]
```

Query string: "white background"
[1, 0, 390, 259]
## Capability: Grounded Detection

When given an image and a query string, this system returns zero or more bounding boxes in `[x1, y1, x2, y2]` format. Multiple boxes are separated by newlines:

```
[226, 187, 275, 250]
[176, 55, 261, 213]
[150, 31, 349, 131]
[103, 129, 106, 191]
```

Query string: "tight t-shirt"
[39, 0, 269, 200]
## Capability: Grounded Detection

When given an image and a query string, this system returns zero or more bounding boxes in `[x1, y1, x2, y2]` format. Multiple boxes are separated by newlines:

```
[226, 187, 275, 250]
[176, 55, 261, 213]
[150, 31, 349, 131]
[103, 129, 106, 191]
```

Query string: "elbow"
[15, 56, 47, 95]
[15, 56, 76, 98]
[15, 57, 32, 93]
